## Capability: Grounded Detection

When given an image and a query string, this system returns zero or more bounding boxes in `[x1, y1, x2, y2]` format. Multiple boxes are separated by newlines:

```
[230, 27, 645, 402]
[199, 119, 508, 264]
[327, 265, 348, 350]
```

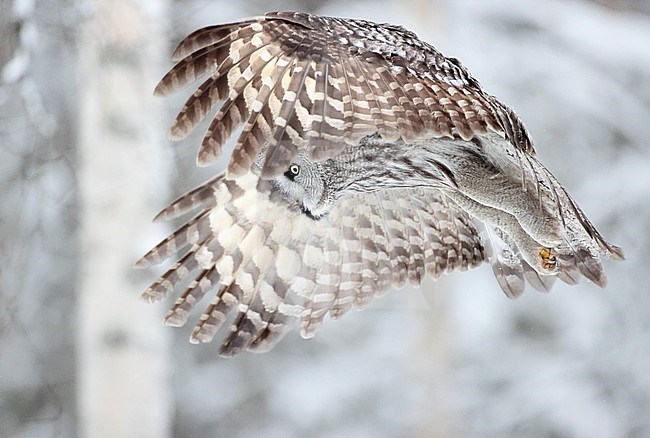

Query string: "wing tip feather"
[608, 244, 625, 261]
[197, 148, 220, 167]
[133, 257, 150, 269]
[169, 128, 188, 142]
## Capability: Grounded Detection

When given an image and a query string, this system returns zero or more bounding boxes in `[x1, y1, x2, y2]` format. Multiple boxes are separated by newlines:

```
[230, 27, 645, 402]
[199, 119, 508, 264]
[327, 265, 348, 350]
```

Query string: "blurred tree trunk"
[77, 0, 172, 437]
[405, 2, 456, 437]
[1, 0, 79, 435]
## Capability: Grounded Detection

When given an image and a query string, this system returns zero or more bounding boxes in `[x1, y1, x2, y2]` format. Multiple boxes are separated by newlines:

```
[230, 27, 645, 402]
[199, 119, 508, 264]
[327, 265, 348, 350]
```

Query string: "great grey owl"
[136, 12, 624, 356]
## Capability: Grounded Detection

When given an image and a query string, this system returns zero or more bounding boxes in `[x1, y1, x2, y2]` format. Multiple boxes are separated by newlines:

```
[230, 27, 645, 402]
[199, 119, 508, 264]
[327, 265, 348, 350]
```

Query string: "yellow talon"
[539, 247, 557, 271]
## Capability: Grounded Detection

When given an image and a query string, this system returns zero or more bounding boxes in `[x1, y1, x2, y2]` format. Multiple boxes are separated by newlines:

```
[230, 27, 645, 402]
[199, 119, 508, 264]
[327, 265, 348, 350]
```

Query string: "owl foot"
[539, 247, 557, 272]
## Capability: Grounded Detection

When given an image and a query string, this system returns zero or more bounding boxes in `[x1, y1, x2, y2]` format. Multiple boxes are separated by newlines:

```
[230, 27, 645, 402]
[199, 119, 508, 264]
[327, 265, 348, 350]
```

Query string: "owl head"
[272, 153, 332, 220]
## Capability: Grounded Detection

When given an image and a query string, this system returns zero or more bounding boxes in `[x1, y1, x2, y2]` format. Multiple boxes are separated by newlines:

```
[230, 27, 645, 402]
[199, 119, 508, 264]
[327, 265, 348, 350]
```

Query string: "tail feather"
[481, 224, 525, 299]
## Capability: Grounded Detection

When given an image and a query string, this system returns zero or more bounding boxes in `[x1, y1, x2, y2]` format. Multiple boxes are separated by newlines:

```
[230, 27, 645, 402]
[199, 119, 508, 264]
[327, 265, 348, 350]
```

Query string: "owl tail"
[481, 223, 557, 299]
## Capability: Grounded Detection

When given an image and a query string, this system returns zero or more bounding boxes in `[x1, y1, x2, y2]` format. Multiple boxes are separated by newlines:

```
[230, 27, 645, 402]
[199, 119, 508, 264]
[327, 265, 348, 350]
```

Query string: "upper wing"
[135, 170, 484, 356]
[155, 11, 534, 177]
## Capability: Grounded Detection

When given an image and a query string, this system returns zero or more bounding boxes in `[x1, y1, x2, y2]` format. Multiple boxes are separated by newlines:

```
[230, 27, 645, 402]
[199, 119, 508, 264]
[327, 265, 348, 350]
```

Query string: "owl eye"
[285, 164, 301, 180]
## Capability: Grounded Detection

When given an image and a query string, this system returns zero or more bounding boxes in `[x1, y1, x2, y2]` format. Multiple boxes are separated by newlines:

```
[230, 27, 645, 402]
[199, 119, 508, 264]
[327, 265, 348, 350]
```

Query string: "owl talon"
[539, 247, 557, 271]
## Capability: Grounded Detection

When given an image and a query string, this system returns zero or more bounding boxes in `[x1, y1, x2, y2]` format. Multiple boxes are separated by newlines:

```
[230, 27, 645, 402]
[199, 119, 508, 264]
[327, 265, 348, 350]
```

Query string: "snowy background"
[1, 0, 649, 437]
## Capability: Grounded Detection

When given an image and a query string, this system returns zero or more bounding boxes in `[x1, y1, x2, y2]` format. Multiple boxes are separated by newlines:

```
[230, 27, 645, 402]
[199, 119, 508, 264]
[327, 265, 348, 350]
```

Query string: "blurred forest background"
[1, 0, 649, 437]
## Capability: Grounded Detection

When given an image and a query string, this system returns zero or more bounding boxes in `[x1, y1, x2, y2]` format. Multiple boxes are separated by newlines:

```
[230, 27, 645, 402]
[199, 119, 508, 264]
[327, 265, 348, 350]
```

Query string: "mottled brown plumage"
[137, 12, 623, 356]
[153, 12, 529, 175]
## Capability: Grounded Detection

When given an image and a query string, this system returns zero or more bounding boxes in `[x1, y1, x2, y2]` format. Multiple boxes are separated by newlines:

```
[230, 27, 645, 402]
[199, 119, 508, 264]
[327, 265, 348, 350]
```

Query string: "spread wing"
[135, 171, 484, 356]
[140, 12, 623, 356]
[154, 11, 534, 178]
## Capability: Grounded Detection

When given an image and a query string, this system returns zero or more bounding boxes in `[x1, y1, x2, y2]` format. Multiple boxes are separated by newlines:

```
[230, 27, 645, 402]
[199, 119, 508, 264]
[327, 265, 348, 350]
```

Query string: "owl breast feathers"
[136, 12, 623, 357]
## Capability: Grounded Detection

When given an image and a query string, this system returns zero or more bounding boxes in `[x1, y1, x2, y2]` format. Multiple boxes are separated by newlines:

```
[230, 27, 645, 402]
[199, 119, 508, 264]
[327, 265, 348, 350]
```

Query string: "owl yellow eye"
[283, 163, 301, 181]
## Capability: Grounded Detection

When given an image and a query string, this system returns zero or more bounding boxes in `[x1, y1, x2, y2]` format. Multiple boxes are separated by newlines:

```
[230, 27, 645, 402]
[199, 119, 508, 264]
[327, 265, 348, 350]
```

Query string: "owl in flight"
[136, 12, 623, 356]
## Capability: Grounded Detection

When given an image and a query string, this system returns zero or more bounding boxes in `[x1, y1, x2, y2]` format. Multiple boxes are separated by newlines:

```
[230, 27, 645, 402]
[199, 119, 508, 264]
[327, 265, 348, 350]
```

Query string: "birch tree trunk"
[404, 2, 455, 436]
[77, 0, 172, 436]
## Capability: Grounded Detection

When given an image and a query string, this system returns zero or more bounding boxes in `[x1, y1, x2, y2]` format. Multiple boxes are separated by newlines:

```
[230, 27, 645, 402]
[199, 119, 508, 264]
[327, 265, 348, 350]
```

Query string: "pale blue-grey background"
[1, 0, 649, 436]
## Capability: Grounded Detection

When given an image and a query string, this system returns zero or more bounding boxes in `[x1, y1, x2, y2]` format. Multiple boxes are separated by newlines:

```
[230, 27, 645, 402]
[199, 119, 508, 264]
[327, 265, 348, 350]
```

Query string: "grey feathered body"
[272, 130, 590, 279]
